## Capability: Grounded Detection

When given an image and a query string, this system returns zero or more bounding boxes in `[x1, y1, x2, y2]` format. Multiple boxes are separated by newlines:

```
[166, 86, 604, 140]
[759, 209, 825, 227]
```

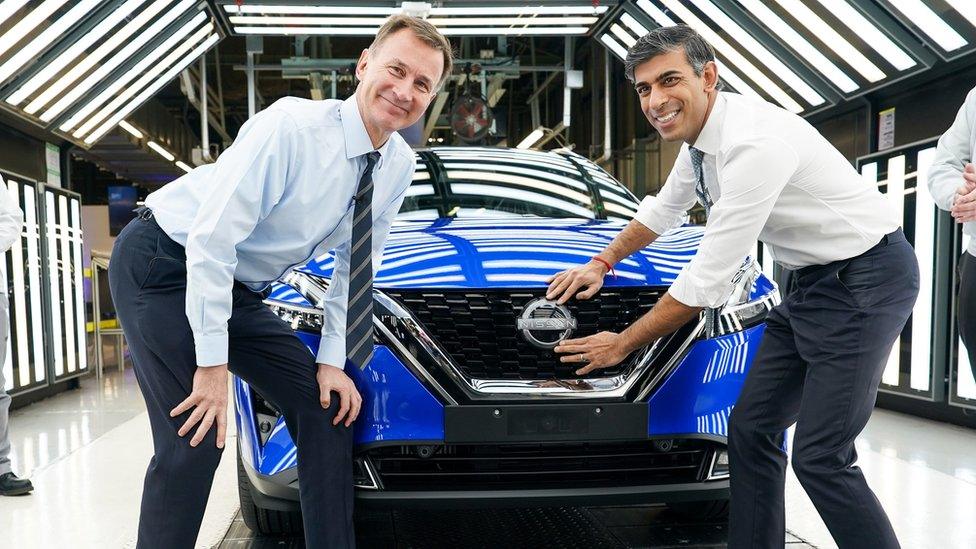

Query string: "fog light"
[708, 448, 730, 480]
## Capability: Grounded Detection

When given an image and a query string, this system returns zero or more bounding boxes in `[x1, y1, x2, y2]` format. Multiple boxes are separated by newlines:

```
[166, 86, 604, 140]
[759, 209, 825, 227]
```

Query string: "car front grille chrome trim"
[374, 289, 671, 400]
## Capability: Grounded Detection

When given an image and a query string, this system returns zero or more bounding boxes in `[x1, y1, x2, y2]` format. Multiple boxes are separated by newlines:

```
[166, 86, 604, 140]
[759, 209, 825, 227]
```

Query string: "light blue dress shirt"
[145, 95, 414, 368]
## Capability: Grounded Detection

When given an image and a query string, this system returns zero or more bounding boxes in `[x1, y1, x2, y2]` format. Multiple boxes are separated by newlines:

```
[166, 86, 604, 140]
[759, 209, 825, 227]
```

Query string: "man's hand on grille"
[554, 331, 631, 375]
[546, 260, 609, 304]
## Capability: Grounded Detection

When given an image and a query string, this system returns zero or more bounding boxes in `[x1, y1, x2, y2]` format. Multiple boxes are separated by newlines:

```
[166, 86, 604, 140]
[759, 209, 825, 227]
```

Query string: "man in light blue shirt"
[108, 15, 452, 548]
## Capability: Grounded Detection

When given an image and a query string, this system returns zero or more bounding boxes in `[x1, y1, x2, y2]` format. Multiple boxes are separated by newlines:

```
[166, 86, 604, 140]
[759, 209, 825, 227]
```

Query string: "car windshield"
[397, 147, 639, 222]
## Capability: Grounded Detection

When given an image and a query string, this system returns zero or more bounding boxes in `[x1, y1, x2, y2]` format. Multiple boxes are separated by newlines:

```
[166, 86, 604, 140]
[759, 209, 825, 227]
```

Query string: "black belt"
[794, 230, 899, 280]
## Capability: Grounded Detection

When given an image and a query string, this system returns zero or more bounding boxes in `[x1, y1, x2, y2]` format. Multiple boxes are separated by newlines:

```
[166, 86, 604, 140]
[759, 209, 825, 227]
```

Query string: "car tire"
[237, 451, 304, 536]
[667, 499, 730, 521]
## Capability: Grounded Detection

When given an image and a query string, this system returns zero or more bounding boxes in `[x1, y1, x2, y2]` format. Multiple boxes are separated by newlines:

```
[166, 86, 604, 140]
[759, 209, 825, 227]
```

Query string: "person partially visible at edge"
[0, 174, 29, 497]
[929, 85, 976, 393]
[107, 15, 451, 548]
[547, 24, 916, 549]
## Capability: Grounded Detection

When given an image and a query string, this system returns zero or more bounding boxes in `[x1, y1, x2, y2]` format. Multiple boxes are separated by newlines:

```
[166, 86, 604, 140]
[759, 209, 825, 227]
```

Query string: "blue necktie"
[689, 146, 712, 215]
[346, 151, 380, 369]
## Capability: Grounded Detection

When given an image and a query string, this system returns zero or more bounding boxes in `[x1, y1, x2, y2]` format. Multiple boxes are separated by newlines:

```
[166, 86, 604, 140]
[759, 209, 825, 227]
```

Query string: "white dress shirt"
[929, 85, 976, 256]
[146, 96, 414, 368]
[634, 92, 899, 308]
[0, 176, 24, 290]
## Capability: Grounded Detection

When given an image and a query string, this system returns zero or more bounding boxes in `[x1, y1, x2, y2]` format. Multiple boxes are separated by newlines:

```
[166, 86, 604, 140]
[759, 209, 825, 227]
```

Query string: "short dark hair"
[624, 24, 722, 89]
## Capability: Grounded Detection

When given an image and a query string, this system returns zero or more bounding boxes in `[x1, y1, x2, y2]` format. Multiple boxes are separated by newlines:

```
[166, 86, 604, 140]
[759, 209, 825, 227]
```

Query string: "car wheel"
[667, 499, 730, 521]
[237, 451, 304, 536]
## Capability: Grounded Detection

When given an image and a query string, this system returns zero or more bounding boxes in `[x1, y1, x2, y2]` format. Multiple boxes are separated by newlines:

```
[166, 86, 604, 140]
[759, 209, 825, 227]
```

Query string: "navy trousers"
[728, 230, 918, 549]
[108, 213, 354, 548]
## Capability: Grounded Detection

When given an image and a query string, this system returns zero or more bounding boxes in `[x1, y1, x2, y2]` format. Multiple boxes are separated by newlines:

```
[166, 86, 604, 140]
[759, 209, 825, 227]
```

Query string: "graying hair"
[624, 24, 723, 90]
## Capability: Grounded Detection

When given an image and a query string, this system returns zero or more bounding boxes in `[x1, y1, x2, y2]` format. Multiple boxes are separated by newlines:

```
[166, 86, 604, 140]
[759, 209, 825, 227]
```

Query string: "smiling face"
[355, 28, 444, 148]
[633, 47, 718, 145]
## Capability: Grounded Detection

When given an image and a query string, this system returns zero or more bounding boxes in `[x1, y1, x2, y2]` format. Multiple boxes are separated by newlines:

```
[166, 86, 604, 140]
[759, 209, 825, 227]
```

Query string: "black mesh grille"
[366, 440, 711, 491]
[383, 288, 665, 379]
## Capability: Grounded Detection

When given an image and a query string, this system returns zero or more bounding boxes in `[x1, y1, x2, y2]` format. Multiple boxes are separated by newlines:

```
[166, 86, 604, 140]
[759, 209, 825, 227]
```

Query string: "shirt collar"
[339, 94, 394, 161]
[689, 92, 726, 156]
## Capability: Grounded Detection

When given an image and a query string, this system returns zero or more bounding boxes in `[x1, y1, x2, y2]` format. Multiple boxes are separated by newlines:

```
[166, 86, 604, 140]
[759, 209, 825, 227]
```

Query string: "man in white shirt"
[929, 86, 976, 387]
[107, 16, 451, 548]
[0, 175, 28, 496]
[548, 25, 915, 548]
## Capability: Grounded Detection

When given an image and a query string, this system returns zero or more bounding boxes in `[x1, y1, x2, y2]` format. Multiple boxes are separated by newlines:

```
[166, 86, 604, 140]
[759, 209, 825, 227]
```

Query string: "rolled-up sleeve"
[316, 156, 411, 368]
[929, 86, 976, 211]
[633, 145, 699, 235]
[184, 110, 296, 366]
[668, 137, 797, 308]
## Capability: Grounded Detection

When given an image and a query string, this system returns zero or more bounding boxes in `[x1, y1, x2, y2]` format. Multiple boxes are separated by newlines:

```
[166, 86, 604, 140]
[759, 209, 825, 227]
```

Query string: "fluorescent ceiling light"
[84, 33, 220, 144]
[0, 0, 101, 86]
[234, 26, 590, 36]
[814, 0, 915, 71]
[229, 16, 387, 25]
[620, 13, 649, 37]
[75, 25, 215, 137]
[231, 16, 597, 26]
[657, 0, 804, 113]
[426, 17, 598, 26]
[0, 0, 29, 28]
[65, 15, 211, 134]
[40, 0, 194, 122]
[175, 161, 193, 172]
[0, 0, 70, 59]
[118, 120, 143, 138]
[147, 141, 175, 161]
[738, 0, 858, 92]
[516, 128, 545, 149]
[609, 24, 637, 48]
[5, 0, 147, 107]
[636, 0, 675, 25]
[688, 0, 824, 106]
[428, 6, 608, 16]
[945, 0, 976, 30]
[772, 0, 883, 83]
[886, 0, 967, 52]
[223, 4, 396, 15]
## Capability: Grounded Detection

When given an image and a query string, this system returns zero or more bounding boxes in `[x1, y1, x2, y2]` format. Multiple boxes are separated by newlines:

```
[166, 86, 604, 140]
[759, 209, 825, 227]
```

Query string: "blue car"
[234, 147, 779, 535]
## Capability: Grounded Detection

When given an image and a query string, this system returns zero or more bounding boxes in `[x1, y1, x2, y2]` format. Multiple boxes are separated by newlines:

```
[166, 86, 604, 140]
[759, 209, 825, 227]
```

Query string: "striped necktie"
[346, 151, 380, 369]
[689, 146, 712, 215]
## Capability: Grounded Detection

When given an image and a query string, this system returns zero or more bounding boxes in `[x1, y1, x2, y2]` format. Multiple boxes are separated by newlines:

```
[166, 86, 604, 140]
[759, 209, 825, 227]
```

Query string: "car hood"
[296, 217, 702, 289]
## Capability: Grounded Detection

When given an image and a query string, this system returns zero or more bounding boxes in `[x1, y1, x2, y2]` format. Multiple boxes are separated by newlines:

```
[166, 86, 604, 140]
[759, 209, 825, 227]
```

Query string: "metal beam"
[423, 90, 451, 141]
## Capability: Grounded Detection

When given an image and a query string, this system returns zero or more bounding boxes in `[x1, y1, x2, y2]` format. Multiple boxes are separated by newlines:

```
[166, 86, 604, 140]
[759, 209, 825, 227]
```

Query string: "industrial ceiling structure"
[0, 0, 973, 182]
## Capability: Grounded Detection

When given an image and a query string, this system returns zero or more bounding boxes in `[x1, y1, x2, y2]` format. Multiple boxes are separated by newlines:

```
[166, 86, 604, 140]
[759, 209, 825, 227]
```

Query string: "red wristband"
[592, 256, 615, 278]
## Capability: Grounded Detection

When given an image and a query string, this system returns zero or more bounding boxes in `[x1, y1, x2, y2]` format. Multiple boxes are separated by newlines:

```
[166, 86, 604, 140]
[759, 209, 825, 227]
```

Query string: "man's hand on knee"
[170, 364, 229, 449]
[316, 363, 362, 427]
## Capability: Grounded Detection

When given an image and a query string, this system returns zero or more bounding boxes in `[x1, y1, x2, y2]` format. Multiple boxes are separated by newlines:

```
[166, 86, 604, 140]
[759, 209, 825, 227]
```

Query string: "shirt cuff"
[633, 196, 680, 235]
[316, 334, 347, 370]
[667, 269, 732, 309]
[194, 333, 229, 366]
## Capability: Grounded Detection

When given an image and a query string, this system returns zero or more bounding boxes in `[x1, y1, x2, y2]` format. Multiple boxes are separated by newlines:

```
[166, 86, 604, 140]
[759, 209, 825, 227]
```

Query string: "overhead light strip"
[738, 0, 858, 92]
[620, 13, 649, 37]
[25, 0, 178, 116]
[228, 15, 598, 26]
[147, 140, 175, 161]
[39, 0, 196, 122]
[68, 18, 212, 136]
[0, 0, 102, 86]
[688, 0, 824, 106]
[0, 0, 71, 60]
[944, 0, 976, 31]
[651, 0, 804, 113]
[0, 0, 30, 28]
[83, 33, 220, 144]
[233, 26, 590, 36]
[118, 120, 143, 138]
[429, 6, 607, 16]
[599, 33, 629, 60]
[609, 24, 637, 48]
[223, 5, 396, 15]
[814, 0, 915, 71]
[5, 0, 148, 107]
[885, 0, 967, 52]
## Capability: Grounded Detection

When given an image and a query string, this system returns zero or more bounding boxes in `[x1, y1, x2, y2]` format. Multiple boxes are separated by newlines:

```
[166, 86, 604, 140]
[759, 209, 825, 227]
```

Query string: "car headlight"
[705, 261, 780, 338]
[265, 271, 329, 333]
